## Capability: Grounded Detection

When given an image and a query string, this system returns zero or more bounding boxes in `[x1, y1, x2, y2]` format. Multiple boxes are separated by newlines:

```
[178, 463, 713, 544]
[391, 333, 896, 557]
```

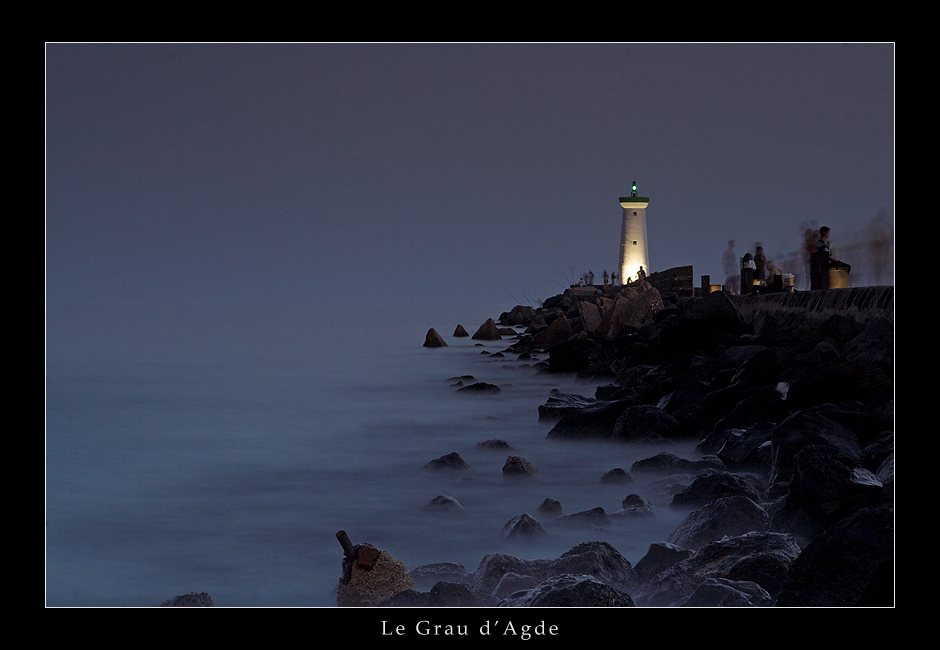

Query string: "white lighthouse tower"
[618, 180, 650, 284]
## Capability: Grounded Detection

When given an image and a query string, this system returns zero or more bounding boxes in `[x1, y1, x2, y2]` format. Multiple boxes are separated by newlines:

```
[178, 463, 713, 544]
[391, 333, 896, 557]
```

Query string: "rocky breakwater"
[491, 281, 894, 606]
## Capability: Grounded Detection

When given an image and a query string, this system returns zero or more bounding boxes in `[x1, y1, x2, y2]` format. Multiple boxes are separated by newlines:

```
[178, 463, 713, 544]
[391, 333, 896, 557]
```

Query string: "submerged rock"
[501, 513, 547, 540]
[423, 452, 470, 472]
[503, 456, 538, 476]
[456, 382, 502, 395]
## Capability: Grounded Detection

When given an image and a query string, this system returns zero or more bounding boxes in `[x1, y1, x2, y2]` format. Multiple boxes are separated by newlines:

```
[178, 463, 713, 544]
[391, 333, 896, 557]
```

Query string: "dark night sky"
[45, 43, 894, 315]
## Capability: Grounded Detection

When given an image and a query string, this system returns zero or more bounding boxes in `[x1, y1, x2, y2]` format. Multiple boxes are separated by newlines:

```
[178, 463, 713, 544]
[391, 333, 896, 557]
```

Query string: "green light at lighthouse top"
[619, 179, 649, 204]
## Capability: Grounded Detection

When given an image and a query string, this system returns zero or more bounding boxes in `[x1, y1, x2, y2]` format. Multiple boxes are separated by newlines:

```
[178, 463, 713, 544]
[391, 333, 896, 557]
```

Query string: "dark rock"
[477, 438, 513, 450]
[423, 495, 465, 513]
[160, 592, 214, 607]
[634, 541, 691, 582]
[612, 404, 681, 443]
[456, 381, 502, 395]
[676, 577, 773, 607]
[423, 452, 470, 472]
[600, 468, 635, 485]
[631, 451, 725, 474]
[423, 328, 448, 347]
[472, 318, 502, 341]
[667, 496, 770, 550]
[537, 498, 563, 517]
[493, 573, 543, 600]
[704, 421, 775, 474]
[502, 513, 548, 540]
[638, 531, 803, 606]
[546, 399, 640, 440]
[453, 324, 470, 337]
[552, 507, 608, 528]
[502, 456, 538, 476]
[537, 389, 596, 419]
[499, 573, 635, 607]
[535, 315, 573, 346]
[713, 385, 788, 432]
[775, 505, 894, 607]
[769, 407, 863, 492]
[671, 471, 765, 509]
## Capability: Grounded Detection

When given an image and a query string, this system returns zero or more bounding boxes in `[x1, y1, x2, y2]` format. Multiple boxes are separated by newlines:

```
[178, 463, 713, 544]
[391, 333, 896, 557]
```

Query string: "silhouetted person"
[754, 245, 766, 280]
[637, 266, 646, 281]
[603, 270, 609, 285]
[818, 226, 851, 273]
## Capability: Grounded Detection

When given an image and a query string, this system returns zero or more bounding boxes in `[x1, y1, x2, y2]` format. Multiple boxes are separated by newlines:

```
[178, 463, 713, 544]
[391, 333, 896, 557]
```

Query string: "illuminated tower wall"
[618, 186, 650, 283]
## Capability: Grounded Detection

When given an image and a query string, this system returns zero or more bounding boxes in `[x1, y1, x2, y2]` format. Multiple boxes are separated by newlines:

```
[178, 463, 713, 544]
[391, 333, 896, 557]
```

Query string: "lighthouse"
[618, 180, 650, 284]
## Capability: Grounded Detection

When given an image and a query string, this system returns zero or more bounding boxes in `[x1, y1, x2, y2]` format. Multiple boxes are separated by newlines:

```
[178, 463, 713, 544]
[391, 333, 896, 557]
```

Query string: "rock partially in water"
[336, 543, 416, 607]
[160, 592, 214, 607]
[667, 496, 770, 551]
[422, 452, 470, 472]
[502, 456, 538, 477]
[409, 562, 471, 590]
[456, 382, 502, 395]
[552, 507, 608, 529]
[501, 513, 547, 540]
[423, 328, 448, 348]
[453, 324, 470, 337]
[477, 438, 513, 450]
[599, 468, 635, 485]
[471, 318, 502, 341]
[536, 498, 562, 517]
[423, 495, 465, 513]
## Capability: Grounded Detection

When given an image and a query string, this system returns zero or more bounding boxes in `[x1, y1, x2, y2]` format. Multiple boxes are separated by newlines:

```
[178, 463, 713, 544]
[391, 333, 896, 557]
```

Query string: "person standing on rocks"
[818, 226, 851, 274]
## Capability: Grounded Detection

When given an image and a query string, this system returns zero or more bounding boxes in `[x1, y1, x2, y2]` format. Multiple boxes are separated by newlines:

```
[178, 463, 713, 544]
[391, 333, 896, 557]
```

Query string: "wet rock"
[423, 495, 465, 513]
[600, 468, 635, 485]
[423, 328, 448, 348]
[453, 324, 470, 337]
[336, 543, 416, 607]
[637, 531, 803, 606]
[537, 498, 562, 517]
[631, 451, 725, 474]
[537, 389, 596, 419]
[493, 573, 543, 600]
[546, 337, 599, 373]
[502, 456, 538, 477]
[769, 407, 863, 492]
[667, 496, 770, 551]
[423, 451, 470, 472]
[671, 471, 766, 509]
[535, 315, 573, 346]
[477, 438, 513, 450]
[456, 381, 501, 394]
[160, 592, 214, 607]
[498, 574, 635, 607]
[552, 507, 608, 528]
[501, 513, 548, 540]
[471, 318, 502, 341]
[546, 399, 640, 440]
[634, 541, 691, 582]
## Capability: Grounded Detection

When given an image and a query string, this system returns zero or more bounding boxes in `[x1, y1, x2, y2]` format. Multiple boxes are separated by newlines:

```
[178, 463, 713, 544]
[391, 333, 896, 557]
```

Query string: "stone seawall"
[730, 286, 894, 326]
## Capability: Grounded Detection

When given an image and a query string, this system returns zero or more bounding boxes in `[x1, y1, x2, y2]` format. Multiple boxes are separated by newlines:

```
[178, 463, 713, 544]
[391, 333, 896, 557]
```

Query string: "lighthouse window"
[632, 241, 637, 245]
[633, 212, 637, 215]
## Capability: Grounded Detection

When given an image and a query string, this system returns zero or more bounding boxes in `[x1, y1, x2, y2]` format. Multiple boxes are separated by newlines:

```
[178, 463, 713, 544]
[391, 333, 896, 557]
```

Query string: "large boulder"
[670, 471, 765, 509]
[336, 543, 416, 607]
[453, 324, 470, 337]
[535, 315, 573, 346]
[547, 399, 640, 440]
[160, 592, 214, 607]
[675, 577, 773, 607]
[423, 452, 470, 472]
[775, 505, 894, 607]
[612, 404, 681, 443]
[769, 407, 863, 493]
[471, 318, 502, 341]
[605, 281, 665, 340]
[502, 513, 547, 540]
[667, 496, 770, 550]
[537, 390, 596, 419]
[423, 328, 447, 347]
[502, 456, 538, 477]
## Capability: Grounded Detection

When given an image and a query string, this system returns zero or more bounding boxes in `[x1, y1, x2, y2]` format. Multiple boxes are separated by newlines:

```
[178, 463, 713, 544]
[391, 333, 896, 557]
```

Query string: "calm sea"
[45, 304, 696, 606]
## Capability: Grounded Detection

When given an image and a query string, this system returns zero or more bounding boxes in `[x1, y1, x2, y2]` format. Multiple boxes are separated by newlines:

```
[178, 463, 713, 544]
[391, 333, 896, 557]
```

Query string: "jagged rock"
[160, 592, 214, 607]
[631, 451, 725, 474]
[537, 389, 596, 419]
[423, 495, 465, 513]
[456, 381, 501, 394]
[502, 456, 538, 476]
[552, 507, 608, 528]
[634, 541, 691, 582]
[453, 324, 470, 337]
[336, 543, 416, 607]
[547, 398, 640, 440]
[535, 315, 573, 345]
[498, 574, 635, 607]
[600, 468, 635, 484]
[537, 498, 562, 517]
[671, 471, 765, 509]
[667, 496, 770, 550]
[579, 300, 604, 338]
[493, 573, 543, 600]
[769, 407, 863, 492]
[423, 452, 470, 472]
[546, 337, 600, 373]
[638, 531, 803, 606]
[612, 405, 681, 443]
[423, 328, 448, 347]
[502, 513, 547, 540]
[385, 582, 499, 607]
[471, 318, 502, 341]
[605, 281, 665, 340]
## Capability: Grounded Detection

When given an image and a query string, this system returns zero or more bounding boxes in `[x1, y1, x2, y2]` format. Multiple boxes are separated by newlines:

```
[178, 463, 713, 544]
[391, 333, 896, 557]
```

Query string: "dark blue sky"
[46, 43, 894, 314]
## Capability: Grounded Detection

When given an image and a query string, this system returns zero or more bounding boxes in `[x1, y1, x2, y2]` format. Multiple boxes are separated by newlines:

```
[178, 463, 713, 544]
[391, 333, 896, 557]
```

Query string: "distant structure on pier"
[619, 180, 650, 284]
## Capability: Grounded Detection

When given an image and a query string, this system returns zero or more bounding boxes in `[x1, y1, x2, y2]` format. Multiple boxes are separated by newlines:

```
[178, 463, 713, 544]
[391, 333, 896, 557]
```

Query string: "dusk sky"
[46, 43, 894, 315]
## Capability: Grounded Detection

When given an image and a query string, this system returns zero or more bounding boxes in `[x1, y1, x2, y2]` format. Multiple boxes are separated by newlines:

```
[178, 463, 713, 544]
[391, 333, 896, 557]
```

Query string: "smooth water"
[45, 305, 698, 607]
